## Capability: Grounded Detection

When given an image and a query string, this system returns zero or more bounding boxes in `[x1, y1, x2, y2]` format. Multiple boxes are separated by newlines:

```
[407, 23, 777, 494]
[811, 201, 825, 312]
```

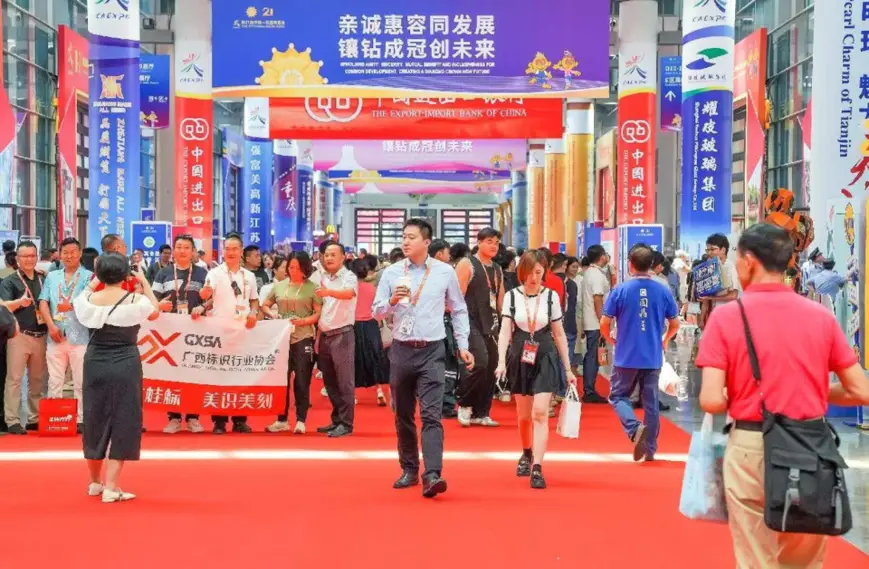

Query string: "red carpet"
[1, 386, 867, 569]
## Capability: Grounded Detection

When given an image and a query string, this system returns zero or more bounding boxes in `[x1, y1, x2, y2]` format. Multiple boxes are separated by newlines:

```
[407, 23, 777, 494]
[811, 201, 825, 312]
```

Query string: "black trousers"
[456, 328, 498, 418]
[319, 327, 355, 428]
[391, 340, 446, 477]
[279, 338, 315, 423]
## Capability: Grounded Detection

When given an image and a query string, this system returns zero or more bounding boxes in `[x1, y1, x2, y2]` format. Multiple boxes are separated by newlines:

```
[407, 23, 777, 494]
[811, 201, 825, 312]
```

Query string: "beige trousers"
[4, 333, 48, 426]
[724, 428, 827, 569]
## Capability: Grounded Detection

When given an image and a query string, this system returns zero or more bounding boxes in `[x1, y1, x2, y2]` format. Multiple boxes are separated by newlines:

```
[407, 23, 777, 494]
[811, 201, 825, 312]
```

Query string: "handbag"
[556, 384, 581, 439]
[38, 398, 78, 436]
[679, 413, 728, 522]
[737, 300, 852, 535]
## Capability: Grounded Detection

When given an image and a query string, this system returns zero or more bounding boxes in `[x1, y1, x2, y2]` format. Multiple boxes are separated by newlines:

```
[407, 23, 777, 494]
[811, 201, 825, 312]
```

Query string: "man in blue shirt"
[373, 218, 473, 498]
[600, 244, 680, 461]
[36, 237, 93, 433]
[805, 260, 846, 299]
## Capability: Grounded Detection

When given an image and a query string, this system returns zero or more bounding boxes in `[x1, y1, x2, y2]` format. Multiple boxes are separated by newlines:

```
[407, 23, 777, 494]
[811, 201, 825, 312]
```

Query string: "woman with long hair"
[495, 250, 576, 489]
[262, 252, 321, 433]
[73, 253, 159, 502]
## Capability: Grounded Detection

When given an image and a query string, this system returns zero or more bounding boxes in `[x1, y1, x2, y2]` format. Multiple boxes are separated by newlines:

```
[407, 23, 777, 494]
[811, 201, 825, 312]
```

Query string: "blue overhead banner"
[87, 0, 142, 248]
[660, 55, 681, 132]
[680, 0, 735, 259]
[241, 138, 274, 248]
[131, 221, 172, 265]
[139, 54, 170, 129]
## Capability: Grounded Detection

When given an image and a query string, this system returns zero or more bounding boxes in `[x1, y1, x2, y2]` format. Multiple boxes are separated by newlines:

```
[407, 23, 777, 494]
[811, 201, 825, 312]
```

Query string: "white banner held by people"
[138, 315, 291, 415]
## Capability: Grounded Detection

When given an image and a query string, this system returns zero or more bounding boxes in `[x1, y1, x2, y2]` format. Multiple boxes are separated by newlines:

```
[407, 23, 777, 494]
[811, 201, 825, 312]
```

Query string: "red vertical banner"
[57, 26, 89, 244]
[174, 0, 213, 258]
[0, 18, 16, 230]
[616, 2, 657, 226]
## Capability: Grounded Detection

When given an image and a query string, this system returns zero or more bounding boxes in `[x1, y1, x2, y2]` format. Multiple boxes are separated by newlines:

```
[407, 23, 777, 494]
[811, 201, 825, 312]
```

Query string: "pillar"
[527, 142, 545, 248]
[544, 138, 565, 245]
[564, 101, 594, 256]
[511, 170, 528, 250]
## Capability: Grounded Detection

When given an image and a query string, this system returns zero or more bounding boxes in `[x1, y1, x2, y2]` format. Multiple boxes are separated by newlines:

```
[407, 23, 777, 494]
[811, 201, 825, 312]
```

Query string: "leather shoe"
[393, 471, 419, 489]
[422, 474, 447, 498]
[317, 423, 339, 433]
[327, 424, 352, 438]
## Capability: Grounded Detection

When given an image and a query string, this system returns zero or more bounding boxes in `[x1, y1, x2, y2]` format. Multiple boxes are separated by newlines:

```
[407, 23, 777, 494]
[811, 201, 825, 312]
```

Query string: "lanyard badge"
[397, 260, 433, 337]
[520, 289, 542, 365]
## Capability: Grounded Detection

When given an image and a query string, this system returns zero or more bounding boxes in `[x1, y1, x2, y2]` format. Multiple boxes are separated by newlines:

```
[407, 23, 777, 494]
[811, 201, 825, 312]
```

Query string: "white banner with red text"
[139, 315, 292, 416]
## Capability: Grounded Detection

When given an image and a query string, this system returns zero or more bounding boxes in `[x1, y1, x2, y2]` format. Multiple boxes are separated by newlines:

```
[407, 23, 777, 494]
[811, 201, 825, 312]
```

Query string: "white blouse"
[73, 293, 157, 329]
[502, 287, 563, 333]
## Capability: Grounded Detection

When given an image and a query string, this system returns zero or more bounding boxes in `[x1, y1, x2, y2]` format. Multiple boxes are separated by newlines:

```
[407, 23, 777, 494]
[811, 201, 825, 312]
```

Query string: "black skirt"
[354, 319, 388, 387]
[506, 325, 560, 396]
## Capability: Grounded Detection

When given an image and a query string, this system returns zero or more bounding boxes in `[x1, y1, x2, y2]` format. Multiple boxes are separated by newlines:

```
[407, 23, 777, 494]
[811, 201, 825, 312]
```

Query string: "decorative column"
[527, 141, 546, 248]
[544, 138, 565, 245]
[511, 170, 528, 250]
[564, 101, 594, 256]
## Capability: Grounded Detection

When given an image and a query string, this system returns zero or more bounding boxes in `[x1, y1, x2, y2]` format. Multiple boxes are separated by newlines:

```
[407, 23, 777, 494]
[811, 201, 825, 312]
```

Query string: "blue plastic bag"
[679, 413, 728, 522]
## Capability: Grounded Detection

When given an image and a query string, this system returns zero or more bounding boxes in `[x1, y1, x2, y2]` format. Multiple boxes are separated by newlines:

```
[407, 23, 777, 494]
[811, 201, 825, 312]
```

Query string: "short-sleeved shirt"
[502, 287, 562, 334]
[74, 293, 156, 329]
[0, 270, 47, 333]
[38, 266, 93, 344]
[355, 280, 376, 321]
[204, 264, 259, 320]
[581, 265, 610, 331]
[603, 277, 678, 369]
[695, 283, 858, 421]
[317, 267, 358, 331]
[152, 263, 208, 312]
[267, 279, 321, 343]
[543, 272, 565, 309]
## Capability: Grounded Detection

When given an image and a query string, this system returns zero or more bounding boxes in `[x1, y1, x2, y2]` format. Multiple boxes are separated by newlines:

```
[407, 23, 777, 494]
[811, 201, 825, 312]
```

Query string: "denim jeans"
[565, 332, 581, 368]
[608, 366, 661, 456]
[582, 330, 602, 396]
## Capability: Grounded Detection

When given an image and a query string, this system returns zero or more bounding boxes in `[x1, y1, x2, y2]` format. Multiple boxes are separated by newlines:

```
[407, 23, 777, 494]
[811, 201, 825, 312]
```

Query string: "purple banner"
[660, 56, 681, 132]
[140, 54, 170, 129]
[297, 159, 315, 243]
[273, 140, 299, 247]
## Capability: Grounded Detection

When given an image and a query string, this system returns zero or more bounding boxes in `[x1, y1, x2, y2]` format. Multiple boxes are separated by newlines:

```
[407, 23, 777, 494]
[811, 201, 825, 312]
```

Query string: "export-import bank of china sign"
[211, 0, 610, 98]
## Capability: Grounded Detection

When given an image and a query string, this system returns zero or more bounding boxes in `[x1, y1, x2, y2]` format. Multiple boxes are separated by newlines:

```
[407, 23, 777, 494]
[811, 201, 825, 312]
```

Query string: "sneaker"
[474, 417, 499, 427]
[530, 466, 547, 489]
[162, 419, 183, 434]
[187, 418, 204, 433]
[266, 421, 290, 433]
[232, 422, 253, 434]
[102, 488, 136, 503]
[632, 425, 649, 462]
[293, 421, 306, 434]
[517, 454, 532, 477]
[87, 483, 104, 496]
[7, 424, 26, 435]
[457, 407, 472, 427]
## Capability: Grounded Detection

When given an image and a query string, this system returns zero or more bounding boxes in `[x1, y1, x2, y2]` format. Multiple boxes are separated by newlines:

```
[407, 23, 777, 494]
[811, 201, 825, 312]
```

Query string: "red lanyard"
[58, 270, 81, 304]
[405, 259, 433, 306]
[174, 264, 194, 303]
[17, 270, 42, 302]
[477, 255, 500, 294]
[522, 288, 543, 339]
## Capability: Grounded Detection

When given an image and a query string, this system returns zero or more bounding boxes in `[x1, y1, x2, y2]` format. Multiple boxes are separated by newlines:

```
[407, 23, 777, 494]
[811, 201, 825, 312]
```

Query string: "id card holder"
[35, 310, 45, 325]
[234, 304, 246, 320]
[176, 301, 189, 316]
[398, 313, 416, 336]
[521, 341, 538, 365]
[489, 291, 497, 311]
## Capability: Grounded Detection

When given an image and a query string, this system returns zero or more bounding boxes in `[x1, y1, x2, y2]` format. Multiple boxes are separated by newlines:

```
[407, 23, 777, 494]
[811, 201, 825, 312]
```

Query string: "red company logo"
[138, 331, 181, 366]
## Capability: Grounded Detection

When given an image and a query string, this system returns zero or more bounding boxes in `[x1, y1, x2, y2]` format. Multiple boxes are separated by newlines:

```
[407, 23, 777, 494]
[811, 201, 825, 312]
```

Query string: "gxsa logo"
[185, 334, 223, 349]
[180, 53, 204, 81]
[138, 331, 181, 366]
[694, 0, 727, 12]
[621, 120, 650, 144]
[687, 47, 728, 71]
[180, 118, 210, 141]
[305, 98, 364, 124]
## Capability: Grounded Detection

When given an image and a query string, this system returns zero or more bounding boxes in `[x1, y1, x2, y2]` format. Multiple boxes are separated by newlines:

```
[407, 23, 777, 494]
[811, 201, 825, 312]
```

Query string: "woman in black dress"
[74, 253, 159, 503]
[495, 250, 576, 489]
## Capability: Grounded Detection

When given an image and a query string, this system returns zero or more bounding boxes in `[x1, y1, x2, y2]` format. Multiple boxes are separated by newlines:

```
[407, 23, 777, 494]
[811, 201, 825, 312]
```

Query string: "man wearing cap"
[801, 248, 824, 294]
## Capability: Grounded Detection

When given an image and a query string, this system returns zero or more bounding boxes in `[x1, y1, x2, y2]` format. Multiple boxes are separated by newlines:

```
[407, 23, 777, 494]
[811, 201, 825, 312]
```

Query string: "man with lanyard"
[154, 234, 209, 434]
[374, 218, 472, 498]
[454, 227, 504, 427]
[0, 241, 48, 434]
[314, 240, 358, 438]
[199, 233, 259, 434]
[146, 244, 172, 284]
[36, 238, 92, 434]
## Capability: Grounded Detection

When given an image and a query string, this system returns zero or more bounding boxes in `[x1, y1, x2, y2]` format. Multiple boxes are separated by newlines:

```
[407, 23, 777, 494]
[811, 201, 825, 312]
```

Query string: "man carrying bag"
[696, 224, 869, 568]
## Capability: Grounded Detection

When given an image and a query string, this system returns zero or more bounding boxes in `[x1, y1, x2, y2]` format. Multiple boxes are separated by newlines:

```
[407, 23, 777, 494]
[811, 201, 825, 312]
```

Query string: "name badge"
[521, 341, 538, 365]
[35, 311, 45, 326]
[489, 291, 497, 311]
[397, 313, 415, 336]
[176, 301, 189, 316]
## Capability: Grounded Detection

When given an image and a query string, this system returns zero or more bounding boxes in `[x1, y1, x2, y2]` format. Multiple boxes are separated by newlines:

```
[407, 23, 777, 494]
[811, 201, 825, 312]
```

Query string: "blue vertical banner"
[297, 145, 314, 243]
[241, 138, 273, 248]
[660, 56, 682, 132]
[332, 182, 343, 233]
[139, 54, 170, 129]
[680, 0, 735, 259]
[617, 224, 664, 282]
[220, 127, 244, 234]
[511, 170, 528, 249]
[273, 140, 299, 246]
[87, 0, 141, 248]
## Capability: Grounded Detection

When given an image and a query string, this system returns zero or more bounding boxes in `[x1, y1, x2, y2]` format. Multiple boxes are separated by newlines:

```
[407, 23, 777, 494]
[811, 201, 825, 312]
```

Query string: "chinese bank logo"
[138, 331, 180, 366]
[695, 0, 727, 12]
[181, 53, 204, 80]
[99, 74, 125, 99]
[687, 47, 728, 71]
[623, 56, 648, 80]
[304, 98, 364, 124]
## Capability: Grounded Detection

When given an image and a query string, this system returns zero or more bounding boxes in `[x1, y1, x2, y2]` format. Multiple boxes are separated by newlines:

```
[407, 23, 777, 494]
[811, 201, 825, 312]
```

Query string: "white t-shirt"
[581, 264, 610, 331]
[502, 287, 562, 333]
[317, 267, 358, 331]
[204, 264, 258, 320]
[74, 293, 156, 328]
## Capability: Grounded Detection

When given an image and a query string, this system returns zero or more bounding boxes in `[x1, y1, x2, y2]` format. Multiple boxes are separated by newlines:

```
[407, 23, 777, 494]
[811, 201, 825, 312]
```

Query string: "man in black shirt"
[0, 241, 48, 434]
[243, 245, 270, 292]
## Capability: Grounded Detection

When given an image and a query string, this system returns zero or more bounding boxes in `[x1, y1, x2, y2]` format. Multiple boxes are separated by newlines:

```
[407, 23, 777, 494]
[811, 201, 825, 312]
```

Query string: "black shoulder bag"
[737, 299, 851, 535]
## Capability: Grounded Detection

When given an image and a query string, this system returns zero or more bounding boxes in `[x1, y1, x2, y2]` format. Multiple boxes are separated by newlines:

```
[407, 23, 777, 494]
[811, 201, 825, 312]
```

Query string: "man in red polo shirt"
[697, 223, 869, 568]
[89, 234, 138, 293]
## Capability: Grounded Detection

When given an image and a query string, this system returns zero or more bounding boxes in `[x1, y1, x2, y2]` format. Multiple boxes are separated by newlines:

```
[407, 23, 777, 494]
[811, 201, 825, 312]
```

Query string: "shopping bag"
[556, 385, 581, 439]
[38, 398, 77, 437]
[679, 413, 728, 522]
[659, 355, 680, 397]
